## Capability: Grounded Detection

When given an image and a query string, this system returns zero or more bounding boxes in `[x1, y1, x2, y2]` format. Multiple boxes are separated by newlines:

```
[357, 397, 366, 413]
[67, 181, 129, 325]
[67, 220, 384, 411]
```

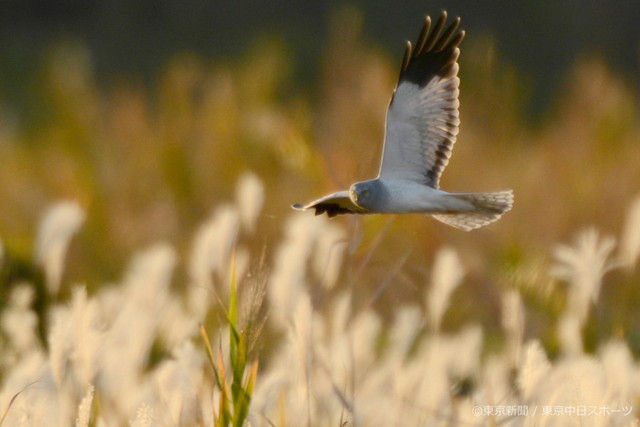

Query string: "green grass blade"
[200, 323, 225, 391]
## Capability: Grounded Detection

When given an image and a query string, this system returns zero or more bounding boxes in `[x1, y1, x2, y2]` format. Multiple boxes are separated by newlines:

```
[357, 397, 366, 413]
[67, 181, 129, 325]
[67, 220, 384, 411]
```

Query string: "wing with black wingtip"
[379, 11, 464, 189]
[292, 191, 368, 217]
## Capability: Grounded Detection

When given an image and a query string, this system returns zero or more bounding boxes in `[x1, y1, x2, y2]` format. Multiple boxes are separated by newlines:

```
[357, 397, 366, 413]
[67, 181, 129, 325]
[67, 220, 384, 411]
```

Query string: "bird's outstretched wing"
[378, 11, 464, 189]
[292, 191, 368, 217]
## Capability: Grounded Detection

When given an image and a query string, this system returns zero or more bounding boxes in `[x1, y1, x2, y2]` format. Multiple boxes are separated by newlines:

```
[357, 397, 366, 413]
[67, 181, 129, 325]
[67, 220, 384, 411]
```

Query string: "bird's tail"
[433, 190, 514, 231]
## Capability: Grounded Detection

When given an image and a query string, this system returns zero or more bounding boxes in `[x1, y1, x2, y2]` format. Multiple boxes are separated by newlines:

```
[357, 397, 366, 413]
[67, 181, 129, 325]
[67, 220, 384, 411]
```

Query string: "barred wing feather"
[379, 12, 464, 189]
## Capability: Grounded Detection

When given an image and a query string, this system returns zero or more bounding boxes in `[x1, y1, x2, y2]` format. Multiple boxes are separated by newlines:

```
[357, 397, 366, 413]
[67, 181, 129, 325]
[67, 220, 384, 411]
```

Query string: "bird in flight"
[293, 12, 513, 231]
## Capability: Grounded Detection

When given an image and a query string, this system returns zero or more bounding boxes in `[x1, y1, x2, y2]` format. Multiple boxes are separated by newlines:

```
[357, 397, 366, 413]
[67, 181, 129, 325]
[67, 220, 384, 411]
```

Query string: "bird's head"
[349, 180, 379, 209]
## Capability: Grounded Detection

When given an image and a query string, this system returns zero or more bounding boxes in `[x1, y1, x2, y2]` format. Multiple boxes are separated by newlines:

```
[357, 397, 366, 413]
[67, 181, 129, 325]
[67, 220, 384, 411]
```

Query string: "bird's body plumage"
[293, 12, 513, 231]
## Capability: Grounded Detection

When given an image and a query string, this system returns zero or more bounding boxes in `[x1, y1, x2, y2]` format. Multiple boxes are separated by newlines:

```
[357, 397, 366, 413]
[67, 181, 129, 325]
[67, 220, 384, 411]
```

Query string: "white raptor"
[293, 11, 513, 231]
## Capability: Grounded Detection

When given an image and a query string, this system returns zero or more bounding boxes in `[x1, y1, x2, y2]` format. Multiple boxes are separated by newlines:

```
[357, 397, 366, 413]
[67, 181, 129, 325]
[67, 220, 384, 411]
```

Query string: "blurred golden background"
[1, 2, 639, 357]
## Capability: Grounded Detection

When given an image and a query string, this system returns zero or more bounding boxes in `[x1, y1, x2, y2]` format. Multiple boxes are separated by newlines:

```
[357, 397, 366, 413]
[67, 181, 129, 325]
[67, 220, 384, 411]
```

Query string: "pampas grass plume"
[235, 172, 265, 232]
[552, 228, 616, 321]
[427, 247, 464, 332]
[35, 201, 85, 294]
[74, 384, 94, 427]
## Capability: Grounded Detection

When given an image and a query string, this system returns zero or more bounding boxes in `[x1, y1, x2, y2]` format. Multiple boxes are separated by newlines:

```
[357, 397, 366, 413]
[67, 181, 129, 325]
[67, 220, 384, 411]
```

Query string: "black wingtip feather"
[396, 12, 464, 88]
[400, 41, 412, 73]
[423, 11, 448, 52]
[449, 30, 465, 50]
[314, 205, 344, 217]
[293, 202, 355, 218]
[414, 15, 431, 55]
[432, 17, 461, 51]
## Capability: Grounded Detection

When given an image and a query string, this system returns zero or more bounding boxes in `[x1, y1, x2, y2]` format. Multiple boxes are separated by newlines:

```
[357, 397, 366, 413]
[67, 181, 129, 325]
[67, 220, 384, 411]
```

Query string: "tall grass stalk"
[200, 252, 259, 427]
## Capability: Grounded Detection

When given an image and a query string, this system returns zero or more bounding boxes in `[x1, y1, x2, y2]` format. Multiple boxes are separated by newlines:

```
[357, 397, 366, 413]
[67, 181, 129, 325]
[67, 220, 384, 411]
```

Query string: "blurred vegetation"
[1, 7, 639, 358]
[1, 1, 639, 120]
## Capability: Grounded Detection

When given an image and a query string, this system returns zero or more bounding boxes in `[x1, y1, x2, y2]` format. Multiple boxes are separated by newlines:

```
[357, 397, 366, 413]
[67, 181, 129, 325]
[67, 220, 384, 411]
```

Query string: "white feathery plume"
[1, 285, 39, 357]
[211, 207, 240, 280]
[501, 289, 524, 365]
[122, 243, 176, 300]
[311, 220, 345, 289]
[557, 313, 583, 356]
[530, 356, 608, 414]
[619, 195, 640, 271]
[48, 305, 73, 390]
[250, 366, 286, 424]
[197, 378, 214, 427]
[48, 293, 100, 425]
[401, 325, 482, 418]
[187, 205, 240, 319]
[517, 340, 550, 400]
[187, 220, 217, 319]
[599, 340, 636, 404]
[188, 216, 217, 287]
[338, 310, 382, 418]
[273, 293, 315, 423]
[99, 244, 176, 416]
[235, 171, 264, 232]
[320, 292, 352, 361]
[427, 247, 464, 332]
[388, 306, 422, 361]
[157, 298, 198, 348]
[130, 403, 155, 427]
[323, 295, 361, 399]
[69, 286, 101, 386]
[268, 214, 318, 329]
[153, 342, 204, 426]
[454, 399, 478, 426]
[58, 382, 78, 427]
[75, 384, 94, 427]
[481, 354, 513, 409]
[445, 324, 483, 379]
[7, 284, 34, 309]
[35, 201, 85, 294]
[31, 374, 76, 427]
[290, 293, 313, 383]
[406, 335, 450, 417]
[348, 309, 381, 384]
[233, 246, 250, 287]
[551, 228, 616, 322]
[0, 351, 48, 426]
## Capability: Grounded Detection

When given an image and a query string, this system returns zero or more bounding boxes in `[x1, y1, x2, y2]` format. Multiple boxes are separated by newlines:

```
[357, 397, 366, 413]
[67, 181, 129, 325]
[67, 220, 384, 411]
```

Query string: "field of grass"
[1, 13, 639, 426]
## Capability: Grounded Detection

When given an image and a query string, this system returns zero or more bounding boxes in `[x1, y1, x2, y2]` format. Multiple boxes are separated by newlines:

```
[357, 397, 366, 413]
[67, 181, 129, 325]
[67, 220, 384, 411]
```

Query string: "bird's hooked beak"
[349, 186, 359, 203]
[350, 184, 369, 209]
